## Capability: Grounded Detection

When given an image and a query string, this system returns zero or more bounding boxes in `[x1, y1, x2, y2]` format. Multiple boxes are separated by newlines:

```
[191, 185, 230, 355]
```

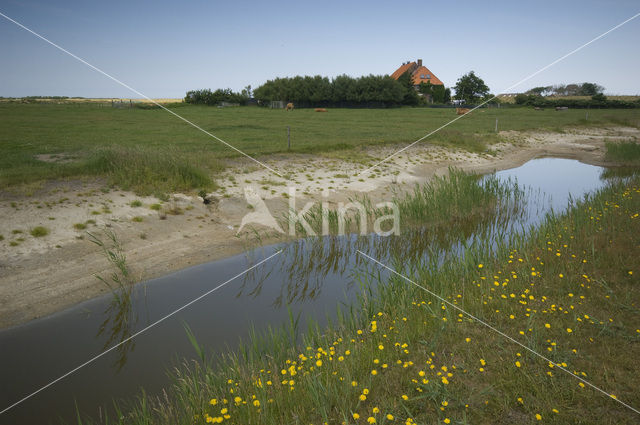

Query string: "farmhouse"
[390, 59, 444, 88]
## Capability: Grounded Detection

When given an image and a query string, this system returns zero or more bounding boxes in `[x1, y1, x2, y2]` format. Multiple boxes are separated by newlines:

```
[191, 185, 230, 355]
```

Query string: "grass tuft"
[30, 226, 49, 237]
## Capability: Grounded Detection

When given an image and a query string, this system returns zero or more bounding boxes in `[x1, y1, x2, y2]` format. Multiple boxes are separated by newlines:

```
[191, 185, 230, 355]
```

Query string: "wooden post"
[495, 118, 498, 133]
[287, 126, 291, 150]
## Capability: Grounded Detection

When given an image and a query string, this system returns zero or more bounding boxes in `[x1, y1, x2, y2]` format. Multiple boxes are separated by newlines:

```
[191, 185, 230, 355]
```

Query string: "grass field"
[1, 103, 639, 195]
[88, 173, 640, 425]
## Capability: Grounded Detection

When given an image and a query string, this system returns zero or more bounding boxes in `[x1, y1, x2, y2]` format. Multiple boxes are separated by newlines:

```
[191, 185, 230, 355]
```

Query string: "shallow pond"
[0, 158, 612, 424]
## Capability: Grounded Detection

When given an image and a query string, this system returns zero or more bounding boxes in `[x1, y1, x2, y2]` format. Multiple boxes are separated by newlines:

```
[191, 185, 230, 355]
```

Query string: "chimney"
[417, 59, 422, 67]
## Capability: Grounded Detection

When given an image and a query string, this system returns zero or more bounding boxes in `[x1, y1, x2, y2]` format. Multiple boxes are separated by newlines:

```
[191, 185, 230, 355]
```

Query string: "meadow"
[84, 171, 640, 425]
[1, 102, 639, 196]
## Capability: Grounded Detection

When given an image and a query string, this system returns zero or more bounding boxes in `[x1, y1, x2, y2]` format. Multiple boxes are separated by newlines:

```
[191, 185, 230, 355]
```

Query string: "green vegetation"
[606, 141, 640, 164]
[1, 103, 638, 196]
[253, 74, 410, 107]
[85, 173, 640, 424]
[29, 226, 49, 237]
[73, 223, 87, 230]
[185, 88, 251, 106]
[453, 71, 490, 103]
[130, 200, 143, 207]
[132, 216, 144, 222]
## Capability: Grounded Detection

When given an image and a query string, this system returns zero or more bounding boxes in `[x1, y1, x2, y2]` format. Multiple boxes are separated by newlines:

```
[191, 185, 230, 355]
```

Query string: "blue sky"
[1, 0, 639, 98]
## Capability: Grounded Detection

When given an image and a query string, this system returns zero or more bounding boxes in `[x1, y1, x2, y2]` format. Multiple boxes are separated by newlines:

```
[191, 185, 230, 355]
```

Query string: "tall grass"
[605, 141, 640, 164]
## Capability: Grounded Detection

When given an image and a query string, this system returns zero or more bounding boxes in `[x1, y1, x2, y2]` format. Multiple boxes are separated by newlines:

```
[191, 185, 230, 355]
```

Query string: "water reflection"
[96, 284, 138, 372]
[236, 180, 537, 307]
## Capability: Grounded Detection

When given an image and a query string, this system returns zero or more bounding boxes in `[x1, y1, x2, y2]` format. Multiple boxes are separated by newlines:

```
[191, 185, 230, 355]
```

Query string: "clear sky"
[1, 0, 639, 98]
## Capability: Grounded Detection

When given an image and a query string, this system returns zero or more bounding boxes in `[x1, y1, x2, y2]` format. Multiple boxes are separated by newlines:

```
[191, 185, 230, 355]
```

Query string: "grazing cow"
[555, 106, 569, 111]
[315, 108, 328, 112]
[456, 107, 471, 115]
[534, 107, 544, 111]
[286, 102, 294, 111]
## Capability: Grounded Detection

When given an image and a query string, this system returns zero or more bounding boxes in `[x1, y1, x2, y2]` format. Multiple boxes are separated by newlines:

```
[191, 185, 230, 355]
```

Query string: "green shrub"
[30, 226, 49, 237]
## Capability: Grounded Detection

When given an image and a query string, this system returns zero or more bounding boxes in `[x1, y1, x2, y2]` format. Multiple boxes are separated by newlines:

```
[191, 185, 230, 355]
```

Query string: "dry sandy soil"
[1, 126, 638, 329]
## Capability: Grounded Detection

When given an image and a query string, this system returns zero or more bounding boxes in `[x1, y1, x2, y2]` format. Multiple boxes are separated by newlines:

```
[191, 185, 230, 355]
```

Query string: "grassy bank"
[87, 174, 640, 424]
[606, 141, 640, 165]
[1, 103, 639, 195]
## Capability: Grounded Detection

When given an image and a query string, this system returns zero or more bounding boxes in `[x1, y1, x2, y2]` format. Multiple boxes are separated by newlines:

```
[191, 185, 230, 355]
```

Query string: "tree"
[526, 86, 553, 96]
[397, 70, 419, 105]
[453, 71, 490, 103]
[579, 82, 605, 96]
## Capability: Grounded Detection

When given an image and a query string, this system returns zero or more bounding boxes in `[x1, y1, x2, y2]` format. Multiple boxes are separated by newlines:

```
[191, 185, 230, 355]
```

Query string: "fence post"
[495, 118, 498, 133]
[287, 126, 291, 150]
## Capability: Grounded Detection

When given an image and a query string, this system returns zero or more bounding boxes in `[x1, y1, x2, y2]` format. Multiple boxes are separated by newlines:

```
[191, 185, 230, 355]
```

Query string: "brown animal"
[456, 108, 471, 115]
[286, 102, 294, 111]
[314, 108, 328, 112]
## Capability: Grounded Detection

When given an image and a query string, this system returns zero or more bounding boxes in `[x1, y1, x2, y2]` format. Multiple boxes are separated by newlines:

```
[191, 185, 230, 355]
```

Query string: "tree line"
[184, 87, 251, 106]
[252, 74, 420, 107]
[525, 82, 605, 97]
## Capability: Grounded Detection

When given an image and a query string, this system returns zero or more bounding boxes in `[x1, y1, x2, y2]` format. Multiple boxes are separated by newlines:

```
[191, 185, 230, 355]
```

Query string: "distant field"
[1, 103, 638, 195]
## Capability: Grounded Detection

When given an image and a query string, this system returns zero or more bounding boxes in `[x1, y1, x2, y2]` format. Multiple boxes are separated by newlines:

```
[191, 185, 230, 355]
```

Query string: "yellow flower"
[442, 401, 448, 406]
[363, 388, 370, 395]
[209, 398, 217, 405]
[378, 344, 384, 350]
[444, 419, 451, 424]
[372, 407, 380, 414]
[566, 328, 573, 333]
[220, 408, 228, 414]
[386, 414, 394, 420]
[480, 359, 486, 366]
[371, 369, 378, 376]
[478, 264, 483, 268]
[359, 394, 367, 401]
[353, 413, 360, 419]
[401, 394, 409, 401]
[253, 400, 260, 407]
[316, 359, 323, 367]
[535, 413, 542, 420]
[441, 377, 449, 385]
[465, 337, 471, 342]
[367, 417, 377, 424]
[515, 361, 521, 368]
[233, 396, 242, 404]
[545, 323, 551, 329]
[352, 380, 358, 387]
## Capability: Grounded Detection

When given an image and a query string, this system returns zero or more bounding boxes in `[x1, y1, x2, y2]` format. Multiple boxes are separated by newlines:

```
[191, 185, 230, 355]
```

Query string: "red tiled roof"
[390, 62, 444, 86]
[411, 66, 444, 86]
[390, 62, 415, 80]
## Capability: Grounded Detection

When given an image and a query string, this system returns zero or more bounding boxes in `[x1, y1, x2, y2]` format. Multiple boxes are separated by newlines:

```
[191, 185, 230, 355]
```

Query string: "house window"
[420, 74, 425, 79]
[426, 74, 431, 79]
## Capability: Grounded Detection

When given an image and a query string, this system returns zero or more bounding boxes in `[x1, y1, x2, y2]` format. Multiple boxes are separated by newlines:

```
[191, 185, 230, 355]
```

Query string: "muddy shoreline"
[1, 126, 637, 329]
